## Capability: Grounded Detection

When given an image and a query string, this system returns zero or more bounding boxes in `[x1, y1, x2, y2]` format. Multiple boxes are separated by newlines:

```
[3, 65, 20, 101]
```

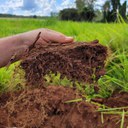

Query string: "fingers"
[42, 29, 74, 43]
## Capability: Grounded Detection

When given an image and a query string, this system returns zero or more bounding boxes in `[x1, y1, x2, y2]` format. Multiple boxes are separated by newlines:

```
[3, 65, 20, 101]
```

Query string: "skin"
[0, 28, 74, 68]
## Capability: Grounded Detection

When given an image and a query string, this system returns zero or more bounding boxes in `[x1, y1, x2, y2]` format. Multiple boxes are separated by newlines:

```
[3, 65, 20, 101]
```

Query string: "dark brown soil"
[0, 86, 128, 128]
[92, 91, 128, 108]
[21, 40, 107, 85]
[103, 91, 128, 107]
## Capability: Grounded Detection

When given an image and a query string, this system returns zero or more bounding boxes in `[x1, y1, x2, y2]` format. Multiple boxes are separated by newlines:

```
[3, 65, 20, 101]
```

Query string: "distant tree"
[59, 7, 95, 22]
[84, 0, 96, 8]
[75, 0, 96, 11]
[80, 6, 95, 21]
[75, 0, 96, 21]
[59, 0, 96, 22]
[59, 8, 79, 21]
[75, 0, 85, 11]
[102, 0, 127, 22]
[51, 12, 58, 17]
[33, 15, 37, 18]
[111, 0, 120, 11]
[102, 1, 111, 21]
[110, 0, 120, 20]
[94, 9, 103, 21]
[103, 1, 110, 12]
[119, 1, 127, 19]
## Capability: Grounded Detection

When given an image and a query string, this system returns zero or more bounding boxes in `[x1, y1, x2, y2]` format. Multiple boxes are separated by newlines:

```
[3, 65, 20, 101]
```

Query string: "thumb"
[42, 29, 74, 43]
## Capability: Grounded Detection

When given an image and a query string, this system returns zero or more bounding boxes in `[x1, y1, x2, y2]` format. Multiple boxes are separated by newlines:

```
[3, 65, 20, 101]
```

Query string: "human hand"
[39, 28, 74, 43]
[23, 28, 74, 47]
[0, 28, 74, 68]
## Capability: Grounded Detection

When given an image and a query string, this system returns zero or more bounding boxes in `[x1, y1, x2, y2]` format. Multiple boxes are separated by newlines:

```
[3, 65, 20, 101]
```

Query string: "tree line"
[59, 0, 127, 22]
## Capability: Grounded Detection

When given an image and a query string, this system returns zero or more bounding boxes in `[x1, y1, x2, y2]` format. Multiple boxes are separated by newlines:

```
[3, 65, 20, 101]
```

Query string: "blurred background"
[0, 0, 127, 22]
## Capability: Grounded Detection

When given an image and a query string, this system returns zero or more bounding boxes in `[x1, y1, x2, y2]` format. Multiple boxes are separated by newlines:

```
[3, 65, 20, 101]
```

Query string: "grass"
[0, 18, 128, 98]
[0, 62, 25, 92]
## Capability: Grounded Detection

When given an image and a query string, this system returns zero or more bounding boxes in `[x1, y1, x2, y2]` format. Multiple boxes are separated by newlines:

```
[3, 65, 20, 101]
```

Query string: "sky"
[0, 0, 127, 16]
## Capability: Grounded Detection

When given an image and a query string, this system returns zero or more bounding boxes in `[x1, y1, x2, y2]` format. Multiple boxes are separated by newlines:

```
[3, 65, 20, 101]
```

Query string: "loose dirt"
[0, 86, 128, 128]
[92, 91, 128, 108]
[103, 91, 128, 107]
[0, 40, 128, 128]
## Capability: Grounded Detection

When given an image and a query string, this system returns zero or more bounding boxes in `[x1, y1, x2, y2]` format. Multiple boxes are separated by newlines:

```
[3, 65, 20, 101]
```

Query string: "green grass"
[0, 18, 128, 98]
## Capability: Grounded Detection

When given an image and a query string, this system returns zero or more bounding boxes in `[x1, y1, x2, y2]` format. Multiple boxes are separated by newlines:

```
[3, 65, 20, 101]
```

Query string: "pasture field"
[0, 18, 128, 97]
[0, 18, 128, 127]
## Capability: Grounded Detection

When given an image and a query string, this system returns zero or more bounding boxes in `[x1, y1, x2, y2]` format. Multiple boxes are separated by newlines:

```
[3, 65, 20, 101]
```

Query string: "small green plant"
[0, 62, 25, 92]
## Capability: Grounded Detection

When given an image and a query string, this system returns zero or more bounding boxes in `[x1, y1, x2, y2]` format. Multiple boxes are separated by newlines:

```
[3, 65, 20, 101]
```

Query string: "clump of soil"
[21, 40, 107, 85]
[92, 91, 128, 108]
[103, 91, 128, 107]
[1, 86, 128, 128]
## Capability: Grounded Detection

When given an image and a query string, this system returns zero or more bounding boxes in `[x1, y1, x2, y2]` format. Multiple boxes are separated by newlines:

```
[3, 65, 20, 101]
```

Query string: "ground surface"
[0, 86, 128, 128]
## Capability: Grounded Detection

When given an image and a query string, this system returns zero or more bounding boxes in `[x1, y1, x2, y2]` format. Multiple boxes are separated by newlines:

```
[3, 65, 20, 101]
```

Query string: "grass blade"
[120, 110, 125, 128]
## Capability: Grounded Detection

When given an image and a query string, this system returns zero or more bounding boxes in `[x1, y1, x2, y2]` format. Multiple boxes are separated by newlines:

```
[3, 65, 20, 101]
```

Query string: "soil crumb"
[0, 86, 128, 128]
[103, 91, 128, 107]
[21, 40, 107, 85]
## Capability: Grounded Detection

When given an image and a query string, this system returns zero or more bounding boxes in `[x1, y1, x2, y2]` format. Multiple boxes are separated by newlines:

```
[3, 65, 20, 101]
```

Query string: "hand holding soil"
[0, 28, 74, 68]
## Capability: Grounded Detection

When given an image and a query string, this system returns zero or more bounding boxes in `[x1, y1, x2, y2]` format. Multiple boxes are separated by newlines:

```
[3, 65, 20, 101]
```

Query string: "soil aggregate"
[21, 40, 107, 85]
[92, 91, 128, 108]
[103, 91, 128, 107]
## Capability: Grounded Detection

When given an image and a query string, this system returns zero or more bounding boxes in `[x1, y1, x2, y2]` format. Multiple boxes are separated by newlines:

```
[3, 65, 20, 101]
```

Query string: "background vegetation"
[59, 0, 127, 22]
[0, 0, 127, 23]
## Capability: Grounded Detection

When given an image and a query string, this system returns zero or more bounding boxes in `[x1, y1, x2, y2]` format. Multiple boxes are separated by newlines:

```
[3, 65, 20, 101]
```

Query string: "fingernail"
[65, 36, 74, 41]
[66, 36, 73, 39]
